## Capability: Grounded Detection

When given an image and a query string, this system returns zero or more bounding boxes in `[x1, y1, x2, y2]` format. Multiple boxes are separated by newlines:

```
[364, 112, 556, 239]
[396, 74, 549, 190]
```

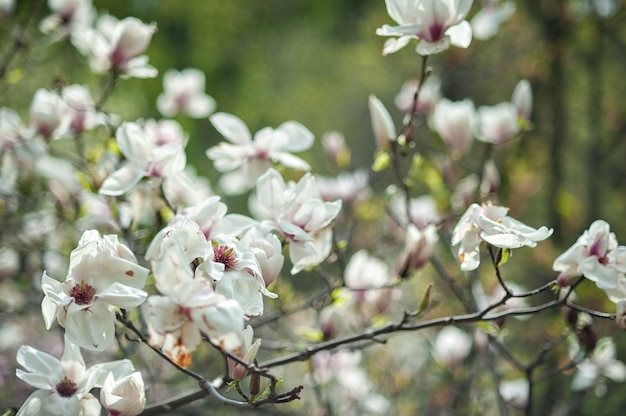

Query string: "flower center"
[68, 280, 97, 305]
[55, 376, 78, 397]
[213, 245, 238, 271]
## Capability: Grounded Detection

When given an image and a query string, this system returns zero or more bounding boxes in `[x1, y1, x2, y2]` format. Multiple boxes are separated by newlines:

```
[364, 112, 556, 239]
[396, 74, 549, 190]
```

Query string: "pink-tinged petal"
[580, 257, 620, 290]
[60, 337, 86, 368]
[447, 20, 472, 48]
[65, 301, 115, 351]
[16, 346, 62, 390]
[206, 142, 253, 172]
[512, 79, 532, 121]
[289, 228, 333, 274]
[210, 112, 252, 145]
[276, 121, 314, 152]
[90, 359, 136, 388]
[97, 282, 147, 309]
[99, 163, 145, 196]
[116, 122, 152, 164]
[100, 371, 146, 416]
[122, 57, 158, 79]
[416, 37, 450, 55]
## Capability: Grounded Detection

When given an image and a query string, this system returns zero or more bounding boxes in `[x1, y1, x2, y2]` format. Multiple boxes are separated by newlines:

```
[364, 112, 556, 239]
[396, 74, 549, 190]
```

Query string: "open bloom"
[570, 337, 626, 395]
[41, 230, 149, 351]
[475, 102, 519, 144]
[99, 121, 187, 196]
[72, 15, 157, 78]
[553, 220, 626, 291]
[432, 326, 472, 367]
[396, 223, 439, 277]
[157, 68, 216, 118]
[28, 89, 70, 140]
[252, 168, 342, 274]
[15, 338, 137, 416]
[62, 84, 107, 136]
[207, 112, 314, 195]
[39, 0, 95, 39]
[452, 202, 553, 271]
[395, 75, 441, 115]
[431, 98, 476, 156]
[376, 0, 474, 56]
[345, 250, 390, 289]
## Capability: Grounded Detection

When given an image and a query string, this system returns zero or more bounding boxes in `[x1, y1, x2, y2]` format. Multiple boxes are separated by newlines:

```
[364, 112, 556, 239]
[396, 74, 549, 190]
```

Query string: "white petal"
[99, 163, 145, 196]
[210, 112, 252, 145]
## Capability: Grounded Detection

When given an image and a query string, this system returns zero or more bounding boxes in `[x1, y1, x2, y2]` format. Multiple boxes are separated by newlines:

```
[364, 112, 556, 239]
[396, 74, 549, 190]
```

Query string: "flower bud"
[616, 300, 626, 331]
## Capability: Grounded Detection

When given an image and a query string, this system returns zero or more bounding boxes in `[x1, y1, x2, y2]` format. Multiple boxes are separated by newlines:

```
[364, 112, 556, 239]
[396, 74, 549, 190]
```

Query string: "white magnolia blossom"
[99, 121, 187, 196]
[229, 325, 262, 381]
[72, 15, 157, 78]
[321, 130, 350, 168]
[499, 378, 529, 407]
[39, 0, 95, 39]
[512, 79, 533, 124]
[29, 88, 70, 140]
[470, 0, 516, 41]
[207, 112, 314, 195]
[253, 168, 342, 274]
[15, 338, 137, 416]
[553, 220, 626, 295]
[387, 189, 441, 229]
[100, 371, 146, 416]
[570, 337, 626, 395]
[431, 98, 476, 156]
[41, 230, 149, 351]
[432, 326, 472, 367]
[396, 223, 439, 277]
[475, 102, 519, 144]
[450, 160, 500, 210]
[157, 68, 216, 118]
[395, 75, 442, 115]
[241, 227, 285, 287]
[315, 170, 371, 204]
[376, 0, 474, 56]
[0, 0, 14, 17]
[62, 84, 107, 136]
[162, 166, 214, 209]
[368, 95, 396, 148]
[452, 202, 553, 271]
[344, 250, 390, 289]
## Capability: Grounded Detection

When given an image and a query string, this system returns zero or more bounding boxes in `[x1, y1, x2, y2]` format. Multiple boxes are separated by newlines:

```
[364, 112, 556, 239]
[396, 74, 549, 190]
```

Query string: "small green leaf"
[295, 326, 324, 342]
[372, 149, 391, 172]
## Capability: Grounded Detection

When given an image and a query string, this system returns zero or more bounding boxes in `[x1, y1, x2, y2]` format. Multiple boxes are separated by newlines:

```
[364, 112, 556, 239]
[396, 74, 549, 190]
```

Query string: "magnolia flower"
[62, 84, 107, 136]
[157, 68, 216, 118]
[315, 170, 371, 204]
[39, 0, 95, 39]
[395, 75, 441, 115]
[253, 168, 342, 274]
[396, 223, 439, 277]
[229, 325, 262, 381]
[100, 371, 145, 416]
[162, 166, 214, 209]
[475, 102, 519, 144]
[368, 95, 396, 148]
[0, 107, 25, 148]
[241, 227, 284, 287]
[553, 220, 626, 290]
[196, 234, 277, 317]
[431, 98, 476, 156]
[387, 190, 441, 229]
[41, 230, 149, 351]
[450, 160, 500, 210]
[344, 250, 390, 289]
[99, 121, 187, 196]
[512, 79, 533, 124]
[432, 326, 472, 367]
[147, 241, 245, 361]
[29, 89, 70, 140]
[499, 378, 529, 407]
[376, 0, 474, 56]
[0, 0, 15, 19]
[71, 15, 157, 78]
[321, 131, 351, 169]
[207, 112, 314, 195]
[15, 338, 136, 416]
[452, 202, 553, 271]
[470, 0, 516, 41]
[570, 337, 626, 395]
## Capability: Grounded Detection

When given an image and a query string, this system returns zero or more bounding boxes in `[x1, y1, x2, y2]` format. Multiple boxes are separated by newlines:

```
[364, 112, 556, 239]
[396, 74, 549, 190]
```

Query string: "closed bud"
[615, 300, 626, 331]
[562, 305, 578, 328]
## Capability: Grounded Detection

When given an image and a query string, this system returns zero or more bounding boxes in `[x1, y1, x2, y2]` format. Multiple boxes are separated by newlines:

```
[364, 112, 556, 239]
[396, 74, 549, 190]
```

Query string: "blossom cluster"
[3, 0, 626, 414]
